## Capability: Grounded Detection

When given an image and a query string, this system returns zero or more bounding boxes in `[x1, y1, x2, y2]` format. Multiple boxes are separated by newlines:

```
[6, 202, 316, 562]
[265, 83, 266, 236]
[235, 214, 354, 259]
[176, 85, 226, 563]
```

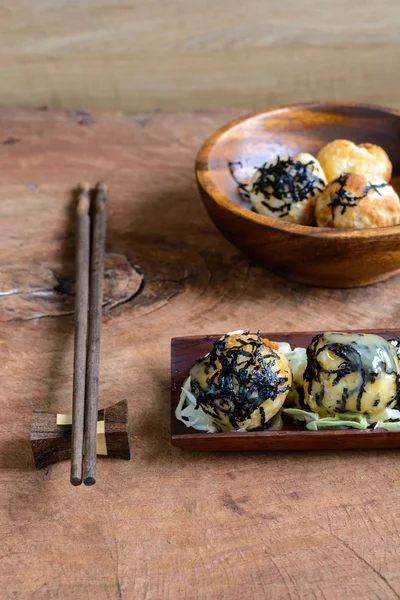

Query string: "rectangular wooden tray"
[171, 329, 400, 451]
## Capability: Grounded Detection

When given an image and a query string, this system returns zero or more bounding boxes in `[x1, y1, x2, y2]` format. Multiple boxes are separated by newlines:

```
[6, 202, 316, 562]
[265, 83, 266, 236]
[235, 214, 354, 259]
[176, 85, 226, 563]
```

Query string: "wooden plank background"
[0, 0, 399, 112]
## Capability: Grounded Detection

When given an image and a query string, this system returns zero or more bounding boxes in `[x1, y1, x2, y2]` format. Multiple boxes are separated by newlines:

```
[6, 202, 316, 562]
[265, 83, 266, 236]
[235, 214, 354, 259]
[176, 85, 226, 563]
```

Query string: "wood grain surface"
[3, 107, 400, 598]
[0, 1, 400, 111]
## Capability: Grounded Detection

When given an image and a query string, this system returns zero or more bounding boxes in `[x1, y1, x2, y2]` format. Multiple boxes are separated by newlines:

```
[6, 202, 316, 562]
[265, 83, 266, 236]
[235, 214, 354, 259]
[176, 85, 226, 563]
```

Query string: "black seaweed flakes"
[259, 406, 266, 429]
[227, 161, 251, 202]
[328, 174, 390, 218]
[336, 388, 349, 414]
[190, 334, 288, 430]
[251, 157, 325, 217]
[369, 372, 378, 384]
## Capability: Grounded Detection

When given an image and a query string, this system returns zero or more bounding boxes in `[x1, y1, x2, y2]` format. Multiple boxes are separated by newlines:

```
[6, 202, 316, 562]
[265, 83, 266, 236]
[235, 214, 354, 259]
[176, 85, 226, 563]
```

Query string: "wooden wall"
[0, 0, 399, 112]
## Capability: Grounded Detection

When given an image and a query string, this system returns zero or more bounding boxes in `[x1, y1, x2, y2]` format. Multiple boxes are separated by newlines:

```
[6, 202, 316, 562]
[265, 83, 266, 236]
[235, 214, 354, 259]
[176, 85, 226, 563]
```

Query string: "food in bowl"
[228, 138, 400, 229]
[315, 173, 400, 229]
[176, 330, 400, 433]
[316, 139, 392, 183]
[249, 154, 326, 225]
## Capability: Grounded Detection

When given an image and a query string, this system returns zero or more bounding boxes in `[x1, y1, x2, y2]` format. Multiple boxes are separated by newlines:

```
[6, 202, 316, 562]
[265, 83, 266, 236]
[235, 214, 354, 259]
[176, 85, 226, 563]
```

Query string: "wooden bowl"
[196, 102, 400, 287]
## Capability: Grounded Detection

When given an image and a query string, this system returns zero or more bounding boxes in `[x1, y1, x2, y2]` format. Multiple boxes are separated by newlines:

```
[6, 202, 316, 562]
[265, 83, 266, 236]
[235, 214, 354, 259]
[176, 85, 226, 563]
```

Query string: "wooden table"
[2, 107, 400, 600]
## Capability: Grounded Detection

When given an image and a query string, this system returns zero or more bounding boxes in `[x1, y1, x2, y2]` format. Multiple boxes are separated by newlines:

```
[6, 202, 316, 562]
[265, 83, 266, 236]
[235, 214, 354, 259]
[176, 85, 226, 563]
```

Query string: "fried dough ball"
[187, 331, 292, 431]
[304, 332, 400, 422]
[250, 154, 326, 225]
[316, 139, 392, 183]
[315, 173, 400, 229]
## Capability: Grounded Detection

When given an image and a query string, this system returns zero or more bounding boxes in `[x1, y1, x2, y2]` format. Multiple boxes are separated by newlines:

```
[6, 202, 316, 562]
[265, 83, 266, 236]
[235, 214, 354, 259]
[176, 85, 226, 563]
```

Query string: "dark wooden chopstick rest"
[30, 400, 130, 470]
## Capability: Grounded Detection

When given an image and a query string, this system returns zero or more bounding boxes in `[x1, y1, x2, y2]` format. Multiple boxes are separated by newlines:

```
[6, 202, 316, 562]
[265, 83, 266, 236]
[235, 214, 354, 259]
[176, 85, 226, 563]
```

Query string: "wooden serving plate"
[171, 329, 400, 451]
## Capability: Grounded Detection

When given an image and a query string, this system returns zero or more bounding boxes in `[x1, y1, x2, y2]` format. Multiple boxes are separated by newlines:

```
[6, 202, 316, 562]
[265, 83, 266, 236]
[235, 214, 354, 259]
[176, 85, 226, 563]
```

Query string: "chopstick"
[84, 183, 107, 486]
[70, 182, 107, 486]
[70, 183, 90, 486]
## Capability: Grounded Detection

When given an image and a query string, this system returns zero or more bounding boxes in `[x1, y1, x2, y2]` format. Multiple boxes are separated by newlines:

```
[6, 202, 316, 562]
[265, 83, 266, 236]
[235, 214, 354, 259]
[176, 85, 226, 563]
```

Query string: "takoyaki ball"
[304, 332, 400, 422]
[250, 154, 326, 225]
[188, 331, 292, 431]
[315, 173, 400, 229]
[316, 139, 392, 183]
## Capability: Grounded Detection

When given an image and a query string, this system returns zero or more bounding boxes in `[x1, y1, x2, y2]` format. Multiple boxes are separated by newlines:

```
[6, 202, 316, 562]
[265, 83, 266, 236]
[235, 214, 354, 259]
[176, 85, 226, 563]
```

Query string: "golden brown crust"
[315, 173, 400, 229]
[316, 139, 392, 183]
[189, 333, 292, 431]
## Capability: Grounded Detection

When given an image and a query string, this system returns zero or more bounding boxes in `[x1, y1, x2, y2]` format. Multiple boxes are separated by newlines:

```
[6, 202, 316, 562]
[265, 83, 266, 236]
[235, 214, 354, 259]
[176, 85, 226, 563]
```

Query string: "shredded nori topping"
[335, 387, 349, 414]
[259, 406, 266, 429]
[251, 157, 325, 217]
[189, 333, 290, 430]
[328, 174, 390, 218]
[227, 161, 251, 202]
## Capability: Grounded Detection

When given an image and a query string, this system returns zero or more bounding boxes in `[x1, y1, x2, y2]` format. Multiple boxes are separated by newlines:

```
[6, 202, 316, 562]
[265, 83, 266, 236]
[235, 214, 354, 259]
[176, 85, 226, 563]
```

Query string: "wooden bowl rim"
[196, 101, 400, 239]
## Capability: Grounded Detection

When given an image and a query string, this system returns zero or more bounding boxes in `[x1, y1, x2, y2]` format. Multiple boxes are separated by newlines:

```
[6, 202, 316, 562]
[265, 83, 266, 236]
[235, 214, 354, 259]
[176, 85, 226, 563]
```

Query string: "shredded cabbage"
[373, 408, 400, 431]
[306, 413, 369, 431]
[283, 408, 319, 423]
[277, 342, 292, 355]
[267, 412, 283, 431]
[374, 421, 400, 432]
[225, 329, 245, 336]
[389, 338, 400, 358]
[279, 345, 307, 384]
[175, 377, 217, 432]
[375, 407, 400, 422]
[284, 408, 370, 430]
[278, 343, 307, 408]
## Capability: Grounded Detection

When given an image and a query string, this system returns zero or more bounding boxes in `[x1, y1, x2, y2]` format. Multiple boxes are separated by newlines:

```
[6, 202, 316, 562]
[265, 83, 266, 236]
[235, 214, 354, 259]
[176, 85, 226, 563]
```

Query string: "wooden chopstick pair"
[70, 182, 107, 486]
